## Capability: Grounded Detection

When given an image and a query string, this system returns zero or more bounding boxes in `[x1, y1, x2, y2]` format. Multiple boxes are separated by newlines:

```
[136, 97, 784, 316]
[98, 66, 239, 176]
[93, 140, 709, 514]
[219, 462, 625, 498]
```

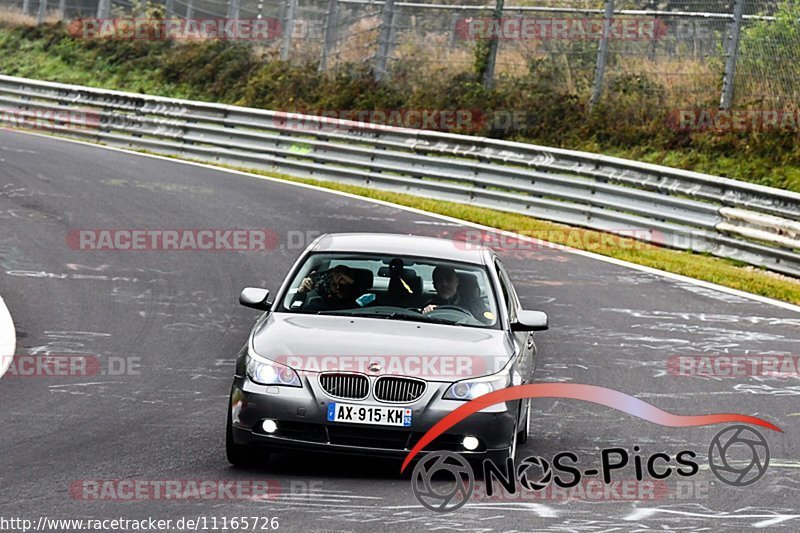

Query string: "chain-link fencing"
[0, 0, 797, 108]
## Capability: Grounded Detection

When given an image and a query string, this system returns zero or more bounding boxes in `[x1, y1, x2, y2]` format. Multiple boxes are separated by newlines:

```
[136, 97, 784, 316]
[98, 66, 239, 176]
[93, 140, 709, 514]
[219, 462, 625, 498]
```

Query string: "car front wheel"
[487, 412, 519, 467]
[226, 404, 270, 468]
[518, 398, 531, 444]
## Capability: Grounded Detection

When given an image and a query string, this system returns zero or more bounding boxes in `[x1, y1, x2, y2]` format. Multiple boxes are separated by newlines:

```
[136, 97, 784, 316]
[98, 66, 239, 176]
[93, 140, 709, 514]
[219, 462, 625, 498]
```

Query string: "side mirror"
[239, 287, 271, 311]
[512, 310, 548, 332]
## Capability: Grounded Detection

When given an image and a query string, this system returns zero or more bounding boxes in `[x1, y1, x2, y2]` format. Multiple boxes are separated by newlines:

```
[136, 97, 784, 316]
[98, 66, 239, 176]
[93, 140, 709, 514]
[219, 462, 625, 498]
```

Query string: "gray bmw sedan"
[227, 233, 548, 467]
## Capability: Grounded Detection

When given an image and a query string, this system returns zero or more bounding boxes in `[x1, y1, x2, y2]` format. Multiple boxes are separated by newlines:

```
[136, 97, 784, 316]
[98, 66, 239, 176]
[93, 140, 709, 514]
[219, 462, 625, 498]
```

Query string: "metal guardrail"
[1, 74, 799, 277]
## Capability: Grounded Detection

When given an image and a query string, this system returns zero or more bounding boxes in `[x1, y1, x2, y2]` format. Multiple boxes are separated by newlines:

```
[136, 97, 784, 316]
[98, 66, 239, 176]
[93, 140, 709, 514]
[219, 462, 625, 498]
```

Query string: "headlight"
[444, 373, 510, 401]
[246, 353, 302, 387]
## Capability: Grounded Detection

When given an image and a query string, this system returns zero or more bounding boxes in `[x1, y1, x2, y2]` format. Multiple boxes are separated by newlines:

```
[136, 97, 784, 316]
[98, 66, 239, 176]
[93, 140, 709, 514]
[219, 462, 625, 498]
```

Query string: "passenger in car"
[296, 265, 360, 311]
[422, 266, 488, 321]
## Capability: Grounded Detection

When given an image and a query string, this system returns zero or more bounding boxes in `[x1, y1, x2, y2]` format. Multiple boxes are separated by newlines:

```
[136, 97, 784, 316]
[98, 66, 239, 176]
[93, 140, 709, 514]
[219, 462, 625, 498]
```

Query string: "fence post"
[590, 0, 615, 108]
[281, 0, 298, 61]
[449, 11, 459, 49]
[646, 0, 657, 60]
[481, 0, 504, 88]
[36, 0, 47, 23]
[96, 0, 110, 19]
[186, 0, 194, 18]
[647, 15, 658, 61]
[227, 0, 240, 20]
[57, 0, 65, 20]
[720, 0, 744, 110]
[165, 0, 174, 18]
[374, 0, 396, 82]
[22, 0, 30, 16]
[319, 0, 339, 72]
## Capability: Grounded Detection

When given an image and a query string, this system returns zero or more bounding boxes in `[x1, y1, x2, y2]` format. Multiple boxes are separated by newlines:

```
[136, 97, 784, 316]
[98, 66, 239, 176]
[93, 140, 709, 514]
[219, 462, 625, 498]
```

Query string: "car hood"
[251, 313, 514, 380]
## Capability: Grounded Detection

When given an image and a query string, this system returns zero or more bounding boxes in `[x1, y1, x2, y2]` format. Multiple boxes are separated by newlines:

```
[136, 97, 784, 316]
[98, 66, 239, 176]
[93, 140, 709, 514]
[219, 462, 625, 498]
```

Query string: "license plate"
[327, 402, 412, 427]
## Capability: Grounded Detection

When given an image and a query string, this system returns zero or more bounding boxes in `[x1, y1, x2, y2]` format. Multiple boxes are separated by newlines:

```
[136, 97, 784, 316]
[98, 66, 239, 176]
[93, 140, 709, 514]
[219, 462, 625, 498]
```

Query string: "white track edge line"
[0, 293, 16, 378]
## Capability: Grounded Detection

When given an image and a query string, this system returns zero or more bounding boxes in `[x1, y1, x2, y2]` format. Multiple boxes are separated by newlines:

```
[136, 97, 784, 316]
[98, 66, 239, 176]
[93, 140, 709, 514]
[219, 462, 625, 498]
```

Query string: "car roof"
[311, 233, 490, 265]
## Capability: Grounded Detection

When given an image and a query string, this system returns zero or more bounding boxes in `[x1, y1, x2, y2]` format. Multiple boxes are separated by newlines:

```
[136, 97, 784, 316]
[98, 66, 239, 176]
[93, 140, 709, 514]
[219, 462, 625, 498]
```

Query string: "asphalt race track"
[2, 129, 800, 531]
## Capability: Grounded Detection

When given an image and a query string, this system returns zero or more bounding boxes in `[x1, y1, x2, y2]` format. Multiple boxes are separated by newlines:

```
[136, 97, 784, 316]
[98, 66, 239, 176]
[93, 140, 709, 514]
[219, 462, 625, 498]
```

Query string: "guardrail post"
[481, 0, 504, 88]
[319, 0, 339, 72]
[590, 0, 615, 108]
[281, 0, 298, 61]
[720, 0, 744, 110]
[36, 0, 47, 23]
[227, 0, 240, 20]
[374, 0, 396, 82]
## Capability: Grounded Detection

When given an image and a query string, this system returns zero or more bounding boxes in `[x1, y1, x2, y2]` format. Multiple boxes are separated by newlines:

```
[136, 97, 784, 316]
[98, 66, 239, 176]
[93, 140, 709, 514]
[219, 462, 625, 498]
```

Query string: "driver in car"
[295, 265, 360, 312]
[422, 266, 488, 321]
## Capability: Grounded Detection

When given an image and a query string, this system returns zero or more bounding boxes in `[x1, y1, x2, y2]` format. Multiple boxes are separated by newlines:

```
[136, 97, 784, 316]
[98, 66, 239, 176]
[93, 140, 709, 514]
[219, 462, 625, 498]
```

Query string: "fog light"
[262, 419, 278, 434]
[462, 436, 479, 451]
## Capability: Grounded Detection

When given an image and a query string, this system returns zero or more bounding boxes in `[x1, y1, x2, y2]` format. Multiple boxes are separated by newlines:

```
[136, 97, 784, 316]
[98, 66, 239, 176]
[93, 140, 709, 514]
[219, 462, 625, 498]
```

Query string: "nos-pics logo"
[411, 425, 771, 512]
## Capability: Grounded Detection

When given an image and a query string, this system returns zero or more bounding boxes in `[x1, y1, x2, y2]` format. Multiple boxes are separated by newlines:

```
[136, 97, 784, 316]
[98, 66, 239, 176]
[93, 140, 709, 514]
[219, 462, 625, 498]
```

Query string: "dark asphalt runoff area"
[1, 129, 800, 531]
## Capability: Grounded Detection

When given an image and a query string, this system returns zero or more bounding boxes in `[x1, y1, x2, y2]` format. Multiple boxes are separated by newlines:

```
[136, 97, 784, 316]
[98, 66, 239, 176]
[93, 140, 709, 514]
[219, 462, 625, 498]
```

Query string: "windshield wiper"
[319, 310, 409, 319]
[319, 310, 465, 326]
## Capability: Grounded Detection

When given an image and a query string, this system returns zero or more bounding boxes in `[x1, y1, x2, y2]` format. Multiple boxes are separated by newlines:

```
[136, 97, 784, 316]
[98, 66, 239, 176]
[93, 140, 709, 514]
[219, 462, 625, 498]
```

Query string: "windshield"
[279, 253, 500, 329]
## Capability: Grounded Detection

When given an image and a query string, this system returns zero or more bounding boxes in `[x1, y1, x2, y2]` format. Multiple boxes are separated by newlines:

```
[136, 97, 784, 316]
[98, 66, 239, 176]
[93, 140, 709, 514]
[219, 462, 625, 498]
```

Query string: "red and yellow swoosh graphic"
[400, 383, 781, 473]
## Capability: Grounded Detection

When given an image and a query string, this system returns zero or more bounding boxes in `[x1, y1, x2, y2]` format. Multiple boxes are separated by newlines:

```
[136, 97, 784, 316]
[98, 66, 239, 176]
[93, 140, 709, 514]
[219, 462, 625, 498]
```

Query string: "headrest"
[350, 268, 374, 292]
[457, 272, 480, 295]
[389, 274, 423, 295]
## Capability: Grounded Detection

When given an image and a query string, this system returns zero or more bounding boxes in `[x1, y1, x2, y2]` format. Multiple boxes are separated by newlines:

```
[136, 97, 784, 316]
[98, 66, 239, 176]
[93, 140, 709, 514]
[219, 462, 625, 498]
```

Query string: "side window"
[494, 260, 517, 322]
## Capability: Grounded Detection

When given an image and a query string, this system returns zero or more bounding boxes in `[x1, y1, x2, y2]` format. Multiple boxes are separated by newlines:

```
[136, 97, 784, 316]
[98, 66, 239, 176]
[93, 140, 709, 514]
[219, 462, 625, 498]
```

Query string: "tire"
[226, 405, 270, 468]
[510, 409, 519, 461]
[487, 413, 519, 467]
[517, 398, 531, 445]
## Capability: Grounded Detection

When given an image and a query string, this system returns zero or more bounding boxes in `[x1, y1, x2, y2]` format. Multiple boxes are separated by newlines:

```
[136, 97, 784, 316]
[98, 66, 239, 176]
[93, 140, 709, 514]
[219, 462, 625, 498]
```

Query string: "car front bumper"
[229, 374, 519, 459]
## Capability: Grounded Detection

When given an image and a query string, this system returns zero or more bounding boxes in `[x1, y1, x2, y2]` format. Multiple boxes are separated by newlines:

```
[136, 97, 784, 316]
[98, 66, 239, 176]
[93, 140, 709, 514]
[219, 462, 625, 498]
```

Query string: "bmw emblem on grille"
[368, 362, 382, 373]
